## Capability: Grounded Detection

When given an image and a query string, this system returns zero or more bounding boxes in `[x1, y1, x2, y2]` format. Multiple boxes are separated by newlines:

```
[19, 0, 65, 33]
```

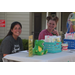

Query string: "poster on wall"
[0, 20, 5, 27]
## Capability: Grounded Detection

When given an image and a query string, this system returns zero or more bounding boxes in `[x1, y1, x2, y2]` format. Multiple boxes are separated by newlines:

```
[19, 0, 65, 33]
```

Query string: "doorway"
[34, 13, 42, 39]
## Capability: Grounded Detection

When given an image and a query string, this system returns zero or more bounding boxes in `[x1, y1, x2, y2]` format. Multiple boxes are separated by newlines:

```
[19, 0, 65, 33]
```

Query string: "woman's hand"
[52, 29, 59, 36]
[3, 54, 8, 57]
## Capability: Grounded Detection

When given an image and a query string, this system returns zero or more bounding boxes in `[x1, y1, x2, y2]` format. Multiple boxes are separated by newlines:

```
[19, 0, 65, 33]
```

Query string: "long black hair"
[4, 21, 22, 39]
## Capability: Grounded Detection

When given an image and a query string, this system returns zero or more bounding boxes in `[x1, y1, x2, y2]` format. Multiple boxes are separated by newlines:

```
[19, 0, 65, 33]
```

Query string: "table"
[2, 50, 75, 62]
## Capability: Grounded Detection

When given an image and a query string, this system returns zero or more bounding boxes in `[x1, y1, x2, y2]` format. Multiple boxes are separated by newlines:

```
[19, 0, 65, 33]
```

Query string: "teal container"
[43, 42, 62, 53]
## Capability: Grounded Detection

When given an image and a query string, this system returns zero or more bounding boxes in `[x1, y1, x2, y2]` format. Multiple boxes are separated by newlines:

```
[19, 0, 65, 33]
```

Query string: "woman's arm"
[2, 40, 11, 55]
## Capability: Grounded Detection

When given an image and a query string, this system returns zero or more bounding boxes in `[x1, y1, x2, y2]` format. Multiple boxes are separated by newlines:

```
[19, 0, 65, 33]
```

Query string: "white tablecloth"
[2, 50, 75, 62]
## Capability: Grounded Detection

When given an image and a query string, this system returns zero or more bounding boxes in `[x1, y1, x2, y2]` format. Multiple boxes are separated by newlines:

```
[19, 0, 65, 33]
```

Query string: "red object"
[62, 46, 68, 50]
[0, 20, 5, 27]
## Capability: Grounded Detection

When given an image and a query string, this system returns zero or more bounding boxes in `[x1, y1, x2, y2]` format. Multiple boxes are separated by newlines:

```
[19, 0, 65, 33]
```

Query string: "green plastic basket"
[43, 42, 62, 53]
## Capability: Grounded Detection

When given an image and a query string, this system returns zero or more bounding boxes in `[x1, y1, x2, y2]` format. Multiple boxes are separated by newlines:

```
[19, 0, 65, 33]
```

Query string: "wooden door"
[34, 13, 42, 39]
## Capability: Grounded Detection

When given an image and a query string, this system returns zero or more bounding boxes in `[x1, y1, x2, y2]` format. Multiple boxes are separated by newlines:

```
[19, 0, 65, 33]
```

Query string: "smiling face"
[11, 24, 22, 39]
[47, 20, 57, 32]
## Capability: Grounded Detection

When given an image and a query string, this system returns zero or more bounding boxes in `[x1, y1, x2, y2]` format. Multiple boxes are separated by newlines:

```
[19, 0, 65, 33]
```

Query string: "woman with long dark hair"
[0, 21, 23, 62]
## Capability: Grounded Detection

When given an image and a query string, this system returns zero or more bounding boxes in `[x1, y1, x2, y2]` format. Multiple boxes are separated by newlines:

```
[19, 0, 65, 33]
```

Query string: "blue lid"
[64, 42, 68, 44]
[71, 32, 75, 33]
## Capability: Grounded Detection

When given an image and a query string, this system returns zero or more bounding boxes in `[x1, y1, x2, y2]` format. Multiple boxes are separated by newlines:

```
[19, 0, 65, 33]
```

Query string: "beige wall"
[0, 12, 30, 39]
[0, 12, 6, 39]
[0, 12, 72, 40]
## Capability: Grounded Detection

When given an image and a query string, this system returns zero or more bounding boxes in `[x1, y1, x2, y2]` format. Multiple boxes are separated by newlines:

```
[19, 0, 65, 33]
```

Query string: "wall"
[0, 12, 30, 39]
[0, 12, 5, 39]
[31, 12, 46, 35]
[0, 12, 71, 40]
[42, 12, 46, 30]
